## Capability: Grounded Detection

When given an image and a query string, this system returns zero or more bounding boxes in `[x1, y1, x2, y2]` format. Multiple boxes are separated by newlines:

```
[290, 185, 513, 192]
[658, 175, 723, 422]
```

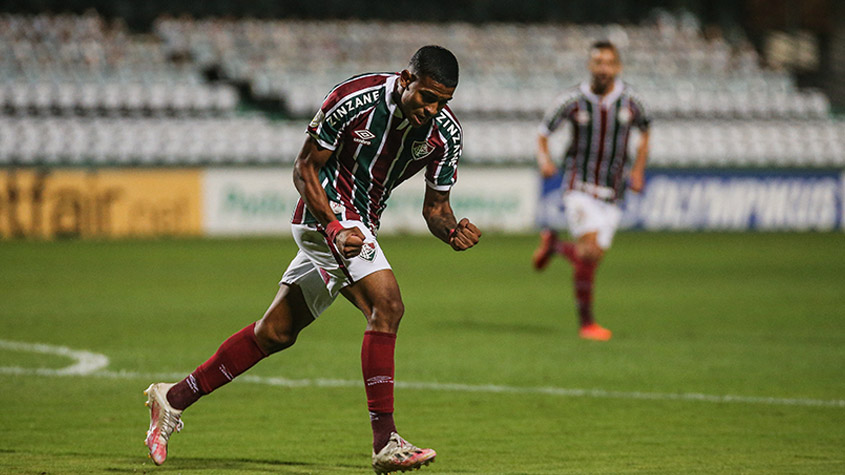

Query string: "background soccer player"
[144, 45, 481, 474]
[532, 40, 650, 341]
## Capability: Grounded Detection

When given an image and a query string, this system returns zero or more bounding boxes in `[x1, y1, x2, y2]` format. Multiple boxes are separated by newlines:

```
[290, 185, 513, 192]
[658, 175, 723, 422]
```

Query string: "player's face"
[588, 47, 621, 94]
[397, 70, 455, 128]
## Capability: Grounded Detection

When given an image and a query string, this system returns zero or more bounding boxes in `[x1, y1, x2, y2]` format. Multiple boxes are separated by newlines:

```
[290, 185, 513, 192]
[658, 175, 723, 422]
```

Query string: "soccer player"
[532, 40, 650, 341]
[144, 45, 481, 474]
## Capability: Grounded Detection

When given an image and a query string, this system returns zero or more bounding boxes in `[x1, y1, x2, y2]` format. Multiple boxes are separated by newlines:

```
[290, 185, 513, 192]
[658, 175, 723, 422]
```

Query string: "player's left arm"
[422, 186, 481, 251]
[629, 129, 650, 193]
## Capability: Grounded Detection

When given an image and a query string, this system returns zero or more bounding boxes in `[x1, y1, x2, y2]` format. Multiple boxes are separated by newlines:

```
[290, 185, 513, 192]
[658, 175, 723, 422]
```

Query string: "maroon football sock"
[166, 374, 202, 410]
[370, 411, 397, 452]
[362, 330, 397, 451]
[166, 322, 268, 410]
[573, 260, 597, 327]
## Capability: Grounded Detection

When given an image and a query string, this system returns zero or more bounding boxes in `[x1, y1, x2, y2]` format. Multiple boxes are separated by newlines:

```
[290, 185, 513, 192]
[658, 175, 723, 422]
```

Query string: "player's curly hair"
[408, 45, 459, 88]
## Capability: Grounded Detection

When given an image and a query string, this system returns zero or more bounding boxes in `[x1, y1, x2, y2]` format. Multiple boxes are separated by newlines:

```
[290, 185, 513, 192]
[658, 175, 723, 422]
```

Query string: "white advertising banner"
[203, 168, 299, 236]
[380, 167, 537, 234]
[202, 167, 538, 236]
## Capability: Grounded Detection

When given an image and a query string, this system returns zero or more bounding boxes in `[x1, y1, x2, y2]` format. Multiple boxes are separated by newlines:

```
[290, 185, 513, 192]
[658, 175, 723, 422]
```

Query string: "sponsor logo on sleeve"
[310, 110, 325, 128]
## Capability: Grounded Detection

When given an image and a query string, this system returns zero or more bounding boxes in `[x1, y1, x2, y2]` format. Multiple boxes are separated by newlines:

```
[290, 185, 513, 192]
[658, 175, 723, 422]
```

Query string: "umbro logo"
[353, 129, 376, 145]
[366, 375, 393, 386]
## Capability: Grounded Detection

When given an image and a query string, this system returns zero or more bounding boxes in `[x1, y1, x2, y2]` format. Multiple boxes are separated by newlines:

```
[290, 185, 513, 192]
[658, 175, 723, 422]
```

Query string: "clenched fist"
[449, 218, 482, 251]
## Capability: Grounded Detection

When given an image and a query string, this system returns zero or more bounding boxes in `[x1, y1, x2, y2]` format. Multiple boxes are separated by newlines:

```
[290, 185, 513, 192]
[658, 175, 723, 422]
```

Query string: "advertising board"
[0, 168, 202, 239]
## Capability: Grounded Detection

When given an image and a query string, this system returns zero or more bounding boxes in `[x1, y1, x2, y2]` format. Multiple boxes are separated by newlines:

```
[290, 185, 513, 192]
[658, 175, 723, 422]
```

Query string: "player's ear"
[399, 69, 415, 88]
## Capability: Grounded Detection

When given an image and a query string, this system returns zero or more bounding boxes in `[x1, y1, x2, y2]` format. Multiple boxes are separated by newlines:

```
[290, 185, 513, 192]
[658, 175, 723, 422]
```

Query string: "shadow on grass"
[129, 456, 365, 473]
[1, 451, 367, 474]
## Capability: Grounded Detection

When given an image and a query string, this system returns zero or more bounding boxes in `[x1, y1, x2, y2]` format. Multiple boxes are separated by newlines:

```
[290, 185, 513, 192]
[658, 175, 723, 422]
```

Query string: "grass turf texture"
[1, 232, 843, 474]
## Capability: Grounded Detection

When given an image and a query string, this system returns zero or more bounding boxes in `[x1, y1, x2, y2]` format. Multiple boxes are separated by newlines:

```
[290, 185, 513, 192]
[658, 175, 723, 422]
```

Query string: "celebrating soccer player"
[532, 40, 651, 341]
[144, 45, 481, 473]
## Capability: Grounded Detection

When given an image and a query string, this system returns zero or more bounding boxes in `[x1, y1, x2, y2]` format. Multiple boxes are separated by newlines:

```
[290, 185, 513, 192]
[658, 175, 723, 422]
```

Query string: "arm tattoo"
[424, 189, 458, 243]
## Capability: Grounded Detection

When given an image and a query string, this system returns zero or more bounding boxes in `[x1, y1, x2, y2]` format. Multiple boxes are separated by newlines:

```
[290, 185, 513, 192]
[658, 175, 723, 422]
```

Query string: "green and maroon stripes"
[295, 73, 462, 232]
[544, 81, 650, 202]
[311, 73, 386, 150]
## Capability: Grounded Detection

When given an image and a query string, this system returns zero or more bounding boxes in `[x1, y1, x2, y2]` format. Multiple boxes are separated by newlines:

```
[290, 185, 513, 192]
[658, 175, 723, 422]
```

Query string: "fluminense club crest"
[358, 242, 377, 262]
[411, 139, 436, 160]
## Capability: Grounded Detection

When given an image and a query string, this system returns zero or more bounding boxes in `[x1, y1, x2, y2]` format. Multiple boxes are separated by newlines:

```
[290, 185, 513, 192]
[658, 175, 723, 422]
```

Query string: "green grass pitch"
[1, 232, 844, 474]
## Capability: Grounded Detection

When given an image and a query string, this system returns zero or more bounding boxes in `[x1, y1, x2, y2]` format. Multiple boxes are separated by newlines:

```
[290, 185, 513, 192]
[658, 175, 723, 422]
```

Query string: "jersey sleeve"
[425, 111, 462, 191]
[539, 89, 578, 137]
[628, 89, 651, 131]
[425, 141, 460, 191]
[307, 92, 344, 151]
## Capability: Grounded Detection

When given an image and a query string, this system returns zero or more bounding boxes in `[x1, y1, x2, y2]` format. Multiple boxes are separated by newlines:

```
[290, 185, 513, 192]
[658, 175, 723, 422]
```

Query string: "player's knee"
[254, 320, 299, 354]
[367, 298, 404, 333]
[585, 249, 603, 263]
[578, 245, 603, 263]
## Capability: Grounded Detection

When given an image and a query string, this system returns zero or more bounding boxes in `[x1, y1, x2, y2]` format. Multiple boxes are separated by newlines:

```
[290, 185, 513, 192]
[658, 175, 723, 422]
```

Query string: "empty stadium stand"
[1, 12, 842, 167]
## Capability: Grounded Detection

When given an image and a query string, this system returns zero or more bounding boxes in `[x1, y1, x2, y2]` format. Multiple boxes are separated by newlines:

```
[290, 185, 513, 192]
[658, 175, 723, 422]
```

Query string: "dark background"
[2, 0, 843, 108]
[0, 0, 835, 32]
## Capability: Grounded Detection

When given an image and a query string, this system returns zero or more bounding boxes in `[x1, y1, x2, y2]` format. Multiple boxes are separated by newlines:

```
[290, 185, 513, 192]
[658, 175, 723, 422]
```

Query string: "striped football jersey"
[293, 72, 462, 233]
[540, 79, 650, 202]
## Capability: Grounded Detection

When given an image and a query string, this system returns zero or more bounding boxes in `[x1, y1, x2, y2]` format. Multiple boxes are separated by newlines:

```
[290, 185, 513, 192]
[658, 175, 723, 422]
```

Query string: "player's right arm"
[293, 137, 364, 258]
[536, 134, 557, 178]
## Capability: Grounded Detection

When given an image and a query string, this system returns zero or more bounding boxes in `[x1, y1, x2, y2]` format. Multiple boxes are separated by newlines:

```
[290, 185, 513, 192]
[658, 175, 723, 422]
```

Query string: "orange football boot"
[579, 323, 612, 341]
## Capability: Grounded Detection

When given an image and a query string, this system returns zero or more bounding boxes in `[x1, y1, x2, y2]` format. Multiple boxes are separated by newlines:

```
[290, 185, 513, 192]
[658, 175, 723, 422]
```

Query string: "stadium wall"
[1, 167, 843, 239]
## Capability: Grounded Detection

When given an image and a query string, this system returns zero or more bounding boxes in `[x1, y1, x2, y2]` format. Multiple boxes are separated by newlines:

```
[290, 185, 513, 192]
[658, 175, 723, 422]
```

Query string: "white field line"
[0, 339, 109, 375]
[2, 340, 843, 408]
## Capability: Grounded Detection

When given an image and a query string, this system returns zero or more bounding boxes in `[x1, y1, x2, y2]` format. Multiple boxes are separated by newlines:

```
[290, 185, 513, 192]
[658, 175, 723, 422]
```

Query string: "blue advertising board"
[538, 169, 845, 231]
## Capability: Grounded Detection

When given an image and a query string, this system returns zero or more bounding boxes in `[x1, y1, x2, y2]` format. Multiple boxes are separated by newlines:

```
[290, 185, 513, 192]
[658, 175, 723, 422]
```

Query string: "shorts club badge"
[358, 242, 377, 262]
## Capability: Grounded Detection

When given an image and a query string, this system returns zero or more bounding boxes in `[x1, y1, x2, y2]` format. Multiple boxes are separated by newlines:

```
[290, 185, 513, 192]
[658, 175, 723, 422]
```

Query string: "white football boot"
[372, 432, 436, 474]
[144, 382, 184, 465]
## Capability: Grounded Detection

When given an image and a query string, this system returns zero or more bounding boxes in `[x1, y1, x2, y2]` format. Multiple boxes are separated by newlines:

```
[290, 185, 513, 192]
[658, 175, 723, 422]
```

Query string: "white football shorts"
[563, 190, 623, 250]
[280, 220, 391, 317]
